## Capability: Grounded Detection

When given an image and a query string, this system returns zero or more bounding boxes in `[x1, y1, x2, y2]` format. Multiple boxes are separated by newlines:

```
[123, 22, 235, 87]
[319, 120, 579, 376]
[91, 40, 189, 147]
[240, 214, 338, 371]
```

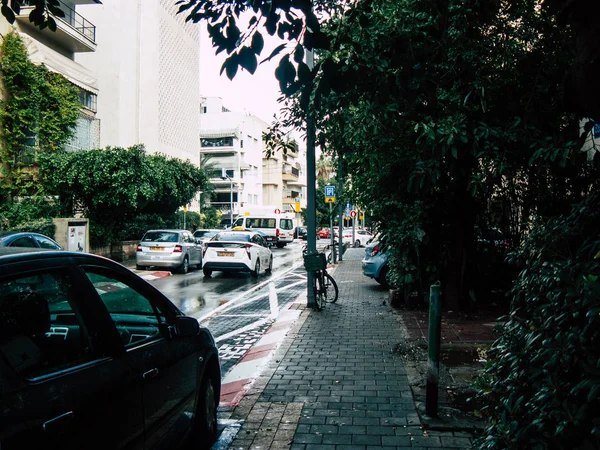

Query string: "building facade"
[200, 97, 266, 222]
[76, 0, 200, 164]
[0, 0, 101, 152]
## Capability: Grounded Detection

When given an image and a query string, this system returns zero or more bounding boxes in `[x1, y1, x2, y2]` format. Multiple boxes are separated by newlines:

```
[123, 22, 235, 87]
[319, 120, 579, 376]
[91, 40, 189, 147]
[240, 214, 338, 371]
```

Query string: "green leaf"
[260, 43, 286, 64]
[238, 46, 257, 74]
[251, 31, 264, 55]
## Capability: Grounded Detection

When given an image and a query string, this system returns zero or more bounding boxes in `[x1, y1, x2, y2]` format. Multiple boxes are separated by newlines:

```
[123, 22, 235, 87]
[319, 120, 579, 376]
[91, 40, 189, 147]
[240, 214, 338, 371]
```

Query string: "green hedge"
[475, 194, 600, 449]
[5, 219, 56, 238]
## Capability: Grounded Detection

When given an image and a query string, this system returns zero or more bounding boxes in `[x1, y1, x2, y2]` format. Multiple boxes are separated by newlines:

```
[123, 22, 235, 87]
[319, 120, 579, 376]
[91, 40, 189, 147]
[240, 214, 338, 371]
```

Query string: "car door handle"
[142, 368, 159, 379]
[43, 411, 74, 432]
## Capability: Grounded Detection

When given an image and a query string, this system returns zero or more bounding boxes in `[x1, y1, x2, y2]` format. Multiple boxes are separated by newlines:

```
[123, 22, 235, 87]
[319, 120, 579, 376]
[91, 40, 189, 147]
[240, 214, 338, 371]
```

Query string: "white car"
[202, 231, 273, 277]
[342, 229, 375, 247]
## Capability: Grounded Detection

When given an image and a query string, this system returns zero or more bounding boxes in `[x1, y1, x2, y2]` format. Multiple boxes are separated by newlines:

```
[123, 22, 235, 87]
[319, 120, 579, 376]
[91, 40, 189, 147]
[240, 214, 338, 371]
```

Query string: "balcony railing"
[19, 0, 96, 43]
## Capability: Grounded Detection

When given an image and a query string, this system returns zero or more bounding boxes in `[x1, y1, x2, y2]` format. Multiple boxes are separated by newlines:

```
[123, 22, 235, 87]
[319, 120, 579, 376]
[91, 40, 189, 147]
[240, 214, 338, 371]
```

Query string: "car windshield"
[215, 233, 251, 242]
[142, 231, 179, 243]
[194, 230, 218, 239]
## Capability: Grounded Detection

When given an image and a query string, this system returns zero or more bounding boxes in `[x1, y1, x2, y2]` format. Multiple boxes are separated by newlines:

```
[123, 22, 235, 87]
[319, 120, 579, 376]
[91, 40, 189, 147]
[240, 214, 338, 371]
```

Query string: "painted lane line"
[197, 262, 303, 323]
[269, 282, 278, 319]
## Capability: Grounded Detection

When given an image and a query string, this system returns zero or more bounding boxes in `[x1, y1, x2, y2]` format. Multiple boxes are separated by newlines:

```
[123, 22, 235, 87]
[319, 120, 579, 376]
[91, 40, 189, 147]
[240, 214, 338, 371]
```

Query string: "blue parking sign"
[325, 186, 335, 197]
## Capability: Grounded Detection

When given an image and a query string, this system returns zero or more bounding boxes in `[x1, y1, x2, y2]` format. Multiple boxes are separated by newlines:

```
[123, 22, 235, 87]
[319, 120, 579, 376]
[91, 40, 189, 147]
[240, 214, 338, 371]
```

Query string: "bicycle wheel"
[313, 272, 324, 310]
[322, 272, 339, 303]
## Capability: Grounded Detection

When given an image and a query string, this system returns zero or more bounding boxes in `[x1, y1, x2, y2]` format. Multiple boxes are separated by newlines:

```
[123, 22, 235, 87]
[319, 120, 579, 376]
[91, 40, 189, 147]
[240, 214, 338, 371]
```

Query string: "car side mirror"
[174, 316, 200, 337]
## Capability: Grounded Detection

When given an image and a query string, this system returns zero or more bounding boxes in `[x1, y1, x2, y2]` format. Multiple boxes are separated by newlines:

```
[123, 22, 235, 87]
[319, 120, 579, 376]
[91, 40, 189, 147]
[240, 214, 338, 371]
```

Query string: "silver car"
[135, 229, 202, 274]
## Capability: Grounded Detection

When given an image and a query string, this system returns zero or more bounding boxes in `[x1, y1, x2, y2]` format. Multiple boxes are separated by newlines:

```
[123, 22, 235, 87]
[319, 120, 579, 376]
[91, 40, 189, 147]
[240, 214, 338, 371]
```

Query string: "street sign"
[350, 210, 357, 218]
[294, 198, 301, 212]
[274, 208, 281, 214]
[324, 185, 336, 203]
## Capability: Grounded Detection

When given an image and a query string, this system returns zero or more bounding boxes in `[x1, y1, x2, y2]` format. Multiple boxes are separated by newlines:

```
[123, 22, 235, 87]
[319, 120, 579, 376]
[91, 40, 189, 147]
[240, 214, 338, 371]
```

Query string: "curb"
[136, 270, 172, 281]
[219, 295, 307, 408]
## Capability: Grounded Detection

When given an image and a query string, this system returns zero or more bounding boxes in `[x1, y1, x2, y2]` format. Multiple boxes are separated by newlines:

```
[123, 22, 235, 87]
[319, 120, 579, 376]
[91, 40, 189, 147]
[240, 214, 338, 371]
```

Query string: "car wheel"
[135, 264, 145, 270]
[190, 372, 219, 448]
[276, 242, 284, 249]
[354, 239, 361, 248]
[251, 258, 260, 277]
[377, 265, 391, 288]
[266, 256, 273, 273]
[203, 267, 212, 277]
[178, 256, 189, 274]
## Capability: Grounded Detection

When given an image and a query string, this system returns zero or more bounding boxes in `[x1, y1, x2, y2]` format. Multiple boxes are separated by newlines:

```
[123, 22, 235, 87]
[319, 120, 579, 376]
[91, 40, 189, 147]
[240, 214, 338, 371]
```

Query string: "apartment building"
[200, 97, 266, 221]
[76, 0, 200, 164]
[0, 0, 101, 151]
[263, 141, 307, 215]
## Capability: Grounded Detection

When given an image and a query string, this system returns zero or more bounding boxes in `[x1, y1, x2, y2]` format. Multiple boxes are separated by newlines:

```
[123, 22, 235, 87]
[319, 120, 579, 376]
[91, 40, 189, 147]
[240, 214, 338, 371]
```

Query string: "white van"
[231, 214, 296, 248]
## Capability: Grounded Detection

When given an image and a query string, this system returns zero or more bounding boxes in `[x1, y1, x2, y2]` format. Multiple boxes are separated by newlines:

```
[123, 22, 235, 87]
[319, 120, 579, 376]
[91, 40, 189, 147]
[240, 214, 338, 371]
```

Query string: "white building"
[263, 141, 306, 216]
[76, 0, 200, 164]
[200, 97, 267, 222]
[0, 0, 101, 152]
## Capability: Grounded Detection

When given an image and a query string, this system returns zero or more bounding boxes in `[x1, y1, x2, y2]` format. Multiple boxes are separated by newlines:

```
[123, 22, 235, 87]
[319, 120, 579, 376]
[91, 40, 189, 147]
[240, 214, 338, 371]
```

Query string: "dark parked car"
[0, 231, 63, 250]
[0, 247, 220, 450]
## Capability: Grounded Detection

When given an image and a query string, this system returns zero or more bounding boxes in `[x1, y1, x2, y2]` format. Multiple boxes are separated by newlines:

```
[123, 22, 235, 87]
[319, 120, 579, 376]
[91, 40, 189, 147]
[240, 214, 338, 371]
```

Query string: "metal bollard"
[425, 281, 442, 417]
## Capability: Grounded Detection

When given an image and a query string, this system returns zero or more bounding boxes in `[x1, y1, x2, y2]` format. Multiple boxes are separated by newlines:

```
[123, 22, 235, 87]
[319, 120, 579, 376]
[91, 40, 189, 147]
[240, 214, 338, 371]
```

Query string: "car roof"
[0, 247, 114, 265]
[0, 231, 51, 239]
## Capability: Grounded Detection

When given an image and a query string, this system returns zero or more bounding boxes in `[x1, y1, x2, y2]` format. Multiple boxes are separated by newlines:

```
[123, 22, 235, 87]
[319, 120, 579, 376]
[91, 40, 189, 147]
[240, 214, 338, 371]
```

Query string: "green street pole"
[305, 49, 316, 309]
[337, 158, 343, 261]
[330, 202, 336, 263]
[425, 281, 442, 417]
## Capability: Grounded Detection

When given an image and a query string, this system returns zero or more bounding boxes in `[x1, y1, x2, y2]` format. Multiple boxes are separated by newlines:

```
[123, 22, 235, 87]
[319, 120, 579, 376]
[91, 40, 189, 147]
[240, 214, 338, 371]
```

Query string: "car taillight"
[136, 245, 142, 252]
[371, 244, 380, 257]
[276, 228, 280, 237]
[245, 244, 252, 259]
[202, 244, 208, 257]
[174, 245, 183, 253]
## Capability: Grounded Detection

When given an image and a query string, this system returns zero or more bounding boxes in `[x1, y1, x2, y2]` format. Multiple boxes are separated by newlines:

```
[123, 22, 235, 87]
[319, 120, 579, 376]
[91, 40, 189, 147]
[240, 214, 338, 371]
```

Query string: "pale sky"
[199, 23, 286, 126]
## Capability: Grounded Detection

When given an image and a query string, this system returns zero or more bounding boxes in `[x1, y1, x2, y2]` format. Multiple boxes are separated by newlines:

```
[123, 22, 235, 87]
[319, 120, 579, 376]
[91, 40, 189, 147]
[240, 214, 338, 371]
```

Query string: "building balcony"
[282, 166, 299, 181]
[17, 0, 97, 52]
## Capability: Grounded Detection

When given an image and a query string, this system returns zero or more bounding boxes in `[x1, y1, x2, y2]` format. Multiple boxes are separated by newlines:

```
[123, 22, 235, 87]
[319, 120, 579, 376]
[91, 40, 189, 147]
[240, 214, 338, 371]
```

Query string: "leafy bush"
[5, 218, 55, 238]
[0, 196, 60, 231]
[475, 193, 600, 449]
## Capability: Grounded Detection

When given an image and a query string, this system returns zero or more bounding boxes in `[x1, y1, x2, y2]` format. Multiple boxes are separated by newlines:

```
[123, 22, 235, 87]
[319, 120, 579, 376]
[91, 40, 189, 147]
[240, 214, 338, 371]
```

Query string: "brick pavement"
[221, 249, 474, 449]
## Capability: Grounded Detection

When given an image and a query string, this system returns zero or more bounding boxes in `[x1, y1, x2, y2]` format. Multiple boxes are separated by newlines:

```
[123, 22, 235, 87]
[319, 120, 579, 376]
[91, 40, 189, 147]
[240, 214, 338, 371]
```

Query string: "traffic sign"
[274, 208, 281, 214]
[350, 210, 357, 218]
[325, 197, 336, 203]
[325, 185, 335, 197]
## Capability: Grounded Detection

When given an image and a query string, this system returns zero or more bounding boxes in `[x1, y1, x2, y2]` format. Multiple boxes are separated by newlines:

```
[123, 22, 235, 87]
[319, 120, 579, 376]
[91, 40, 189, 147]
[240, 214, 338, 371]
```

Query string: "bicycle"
[302, 249, 339, 310]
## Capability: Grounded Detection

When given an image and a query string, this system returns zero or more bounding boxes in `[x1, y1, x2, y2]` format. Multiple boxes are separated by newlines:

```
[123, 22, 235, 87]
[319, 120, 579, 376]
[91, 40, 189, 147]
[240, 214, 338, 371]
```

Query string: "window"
[280, 219, 294, 230]
[83, 270, 165, 348]
[34, 235, 61, 250]
[79, 89, 97, 112]
[9, 236, 37, 247]
[0, 270, 97, 379]
[201, 137, 234, 147]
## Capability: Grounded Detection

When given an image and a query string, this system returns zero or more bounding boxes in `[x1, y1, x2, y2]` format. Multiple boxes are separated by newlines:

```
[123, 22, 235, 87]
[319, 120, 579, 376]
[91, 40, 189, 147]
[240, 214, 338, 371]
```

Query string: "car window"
[280, 219, 294, 230]
[34, 235, 62, 249]
[83, 269, 166, 348]
[9, 236, 37, 248]
[0, 269, 99, 379]
[142, 232, 178, 243]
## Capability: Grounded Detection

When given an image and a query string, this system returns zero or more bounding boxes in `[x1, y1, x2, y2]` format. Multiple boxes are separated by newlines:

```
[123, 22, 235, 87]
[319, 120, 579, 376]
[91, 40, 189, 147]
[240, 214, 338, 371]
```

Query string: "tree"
[39, 145, 210, 245]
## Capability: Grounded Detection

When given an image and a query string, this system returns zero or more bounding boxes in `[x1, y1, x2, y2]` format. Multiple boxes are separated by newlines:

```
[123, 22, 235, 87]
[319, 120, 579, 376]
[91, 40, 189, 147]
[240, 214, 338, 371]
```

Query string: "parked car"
[295, 226, 308, 240]
[0, 231, 63, 250]
[341, 229, 374, 248]
[318, 228, 331, 239]
[135, 229, 202, 274]
[0, 247, 221, 450]
[202, 230, 273, 277]
[193, 228, 222, 246]
[230, 214, 296, 248]
[362, 240, 394, 288]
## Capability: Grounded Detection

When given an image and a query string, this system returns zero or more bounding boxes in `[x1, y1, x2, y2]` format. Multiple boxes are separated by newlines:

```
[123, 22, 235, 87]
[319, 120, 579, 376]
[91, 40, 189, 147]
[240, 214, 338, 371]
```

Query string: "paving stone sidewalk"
[221, 249, 474, 450]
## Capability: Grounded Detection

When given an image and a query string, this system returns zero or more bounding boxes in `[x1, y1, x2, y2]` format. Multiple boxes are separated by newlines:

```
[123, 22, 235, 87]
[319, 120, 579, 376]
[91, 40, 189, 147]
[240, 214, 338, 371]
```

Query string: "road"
[142, 240, 329, 376]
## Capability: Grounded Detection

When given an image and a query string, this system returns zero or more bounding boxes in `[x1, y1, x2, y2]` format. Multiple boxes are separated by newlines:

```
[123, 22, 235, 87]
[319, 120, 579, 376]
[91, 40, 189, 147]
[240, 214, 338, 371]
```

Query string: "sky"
[199, 23, 286, 126]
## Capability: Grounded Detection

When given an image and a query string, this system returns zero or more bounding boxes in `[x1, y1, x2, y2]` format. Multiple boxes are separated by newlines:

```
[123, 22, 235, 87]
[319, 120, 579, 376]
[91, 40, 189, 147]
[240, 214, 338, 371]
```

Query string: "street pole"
[305, 48, 316, 309]
[337, 157, 343, 261]
[426, 281, 442, 417]
[230, 177, 233, 227]
[330, 202, 336, 263]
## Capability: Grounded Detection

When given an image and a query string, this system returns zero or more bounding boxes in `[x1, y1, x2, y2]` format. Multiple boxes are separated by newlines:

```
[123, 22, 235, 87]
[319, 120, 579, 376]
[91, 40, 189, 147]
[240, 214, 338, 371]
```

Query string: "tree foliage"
[39, 145, 210, 245]
[0, 31, 80, 199]
[476, 193, 600, 449]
